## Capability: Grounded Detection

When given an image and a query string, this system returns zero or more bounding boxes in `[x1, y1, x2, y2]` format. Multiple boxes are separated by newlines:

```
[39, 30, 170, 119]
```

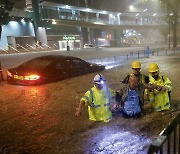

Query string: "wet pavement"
[0, 52, 180, 153]
[0, 45, 167, 70]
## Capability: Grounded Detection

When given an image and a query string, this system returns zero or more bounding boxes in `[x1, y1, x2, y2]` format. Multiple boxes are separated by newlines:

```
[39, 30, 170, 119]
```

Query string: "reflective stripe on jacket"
[81, 85, 115, 122]
[149, 74, 172, 111]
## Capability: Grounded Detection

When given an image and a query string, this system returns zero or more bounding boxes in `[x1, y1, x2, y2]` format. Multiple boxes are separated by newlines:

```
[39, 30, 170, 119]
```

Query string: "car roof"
[35, 55, 80, 61]
[16, 55, 84, 70]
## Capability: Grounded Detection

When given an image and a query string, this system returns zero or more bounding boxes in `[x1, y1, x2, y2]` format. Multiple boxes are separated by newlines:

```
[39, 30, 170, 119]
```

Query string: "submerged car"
[7, 55, 105, 85]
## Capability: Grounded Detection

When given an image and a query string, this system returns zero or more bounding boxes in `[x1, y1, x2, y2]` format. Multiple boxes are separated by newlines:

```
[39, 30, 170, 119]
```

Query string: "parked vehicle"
[84, 44, 93, 48]
[7, 55, 105, 85]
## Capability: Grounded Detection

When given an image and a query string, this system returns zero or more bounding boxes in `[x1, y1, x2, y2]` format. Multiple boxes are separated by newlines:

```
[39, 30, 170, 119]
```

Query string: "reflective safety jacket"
[148, 74, 172, 111]
[81, 85, 115, 122]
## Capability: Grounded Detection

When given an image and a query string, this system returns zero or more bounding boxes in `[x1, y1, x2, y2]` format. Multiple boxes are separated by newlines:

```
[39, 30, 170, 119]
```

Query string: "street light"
[52, 19, 56, 24]
[143, 8, 148, 12]
[129, 5, 136, 12]
[129, 5, 134, 10]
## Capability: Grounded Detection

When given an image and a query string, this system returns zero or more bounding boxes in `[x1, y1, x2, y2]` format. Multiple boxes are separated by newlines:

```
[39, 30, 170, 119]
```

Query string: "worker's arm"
[121, 74, 130, 84]
[75, 100, 85, 117]
[155, 75, 172, 92]
[162, 75, 172, 92]
[108, 88, 120, 109]
[114, 87, 124, 109]
[75, 90, 92, 117]
[144, 75, 149, 84]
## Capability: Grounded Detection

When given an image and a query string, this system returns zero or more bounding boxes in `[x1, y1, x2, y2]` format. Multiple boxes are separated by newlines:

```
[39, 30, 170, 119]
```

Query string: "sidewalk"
[56, 45, 168, 60]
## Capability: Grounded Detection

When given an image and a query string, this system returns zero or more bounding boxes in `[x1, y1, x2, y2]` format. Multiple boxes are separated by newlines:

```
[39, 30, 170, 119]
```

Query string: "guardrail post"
[148, 135, 167, 154]
[0, 61, 4, 82]
[144, 50, 145, 57]
[127, 54, 128, 60]
[138, 51, 140, 59]
[157, 50, 159, 56]
[167, 135, 171, 154]
[174, 128, 176, 154]
[130, 52, 133, 57]
[148, 112, 180, 154]
[67, 46, 70, 51]
[152, 51, 154, 56]
[178, 125, 180, 153]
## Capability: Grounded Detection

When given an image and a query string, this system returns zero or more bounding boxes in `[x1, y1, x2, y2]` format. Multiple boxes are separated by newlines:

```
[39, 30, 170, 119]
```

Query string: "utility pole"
[167, 5, 171, 49]
[85, 0, 91, 44]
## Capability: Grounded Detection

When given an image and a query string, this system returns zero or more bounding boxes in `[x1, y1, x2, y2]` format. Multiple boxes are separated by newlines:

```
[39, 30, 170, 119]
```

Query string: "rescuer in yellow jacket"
[122, 61, 149, 84]
[122, 61, 149, 101]
[148, 63, 172, 111]
[75, 74, 116, 122]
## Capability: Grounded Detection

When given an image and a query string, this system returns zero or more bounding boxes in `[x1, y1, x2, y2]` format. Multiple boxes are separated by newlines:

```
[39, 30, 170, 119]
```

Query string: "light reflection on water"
[86, 128, 151, 154]
[28, 87, 41, 96]
[105, 63, 122, 70]
[22, 86, 49, 114]
[87, 56, 127, 70]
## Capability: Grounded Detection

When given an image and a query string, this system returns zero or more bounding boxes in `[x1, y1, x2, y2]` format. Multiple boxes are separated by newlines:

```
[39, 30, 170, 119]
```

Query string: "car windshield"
[19, 58, 52, 70]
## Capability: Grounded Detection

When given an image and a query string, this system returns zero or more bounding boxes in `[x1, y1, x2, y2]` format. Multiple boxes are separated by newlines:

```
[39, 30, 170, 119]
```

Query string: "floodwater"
[0, 53, 180, 153]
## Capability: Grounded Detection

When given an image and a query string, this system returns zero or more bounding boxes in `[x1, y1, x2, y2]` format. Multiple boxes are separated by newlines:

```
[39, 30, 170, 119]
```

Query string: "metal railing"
[41, 7, 168, 26]
[0, 43, 56, 54]
[148, 112, 180, 154]
[0, 46, 179, 57]
[17, 44, 30, 52]
[26, 44, 36, 50]
[43, 14, 168, 26]
[8, 45, 20, 53]
[42, 43, 51, 49]
[0, 48, 9, 54]
[86, 48, 180, 69]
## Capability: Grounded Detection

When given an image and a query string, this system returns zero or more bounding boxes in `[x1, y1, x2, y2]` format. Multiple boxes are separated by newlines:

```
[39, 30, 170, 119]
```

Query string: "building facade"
[0, 0, 170, 50]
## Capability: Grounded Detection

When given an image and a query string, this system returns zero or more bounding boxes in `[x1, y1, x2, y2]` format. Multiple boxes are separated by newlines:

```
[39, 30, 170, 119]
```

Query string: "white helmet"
[93, 74, 106, 84]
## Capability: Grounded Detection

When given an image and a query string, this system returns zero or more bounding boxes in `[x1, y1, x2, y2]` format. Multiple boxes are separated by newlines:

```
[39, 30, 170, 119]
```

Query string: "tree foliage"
[0, 0, 14, 39]
[160, 0, 180, 47]
[160, 0, 180, 13]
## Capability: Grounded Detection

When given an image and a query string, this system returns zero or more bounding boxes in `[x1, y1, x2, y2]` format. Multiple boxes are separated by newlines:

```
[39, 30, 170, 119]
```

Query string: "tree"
[160, 0, 180, 48]
[0, 0, 14, 39]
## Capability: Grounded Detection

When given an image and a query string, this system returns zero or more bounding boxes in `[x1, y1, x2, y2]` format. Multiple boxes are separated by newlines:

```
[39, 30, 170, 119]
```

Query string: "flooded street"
[0, 53, 180, 153]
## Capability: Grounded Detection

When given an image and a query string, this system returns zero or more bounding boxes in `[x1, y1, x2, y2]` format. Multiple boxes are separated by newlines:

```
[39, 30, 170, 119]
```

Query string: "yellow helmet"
[132, 61, 141, 69]
[148, 63, 159, 73]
